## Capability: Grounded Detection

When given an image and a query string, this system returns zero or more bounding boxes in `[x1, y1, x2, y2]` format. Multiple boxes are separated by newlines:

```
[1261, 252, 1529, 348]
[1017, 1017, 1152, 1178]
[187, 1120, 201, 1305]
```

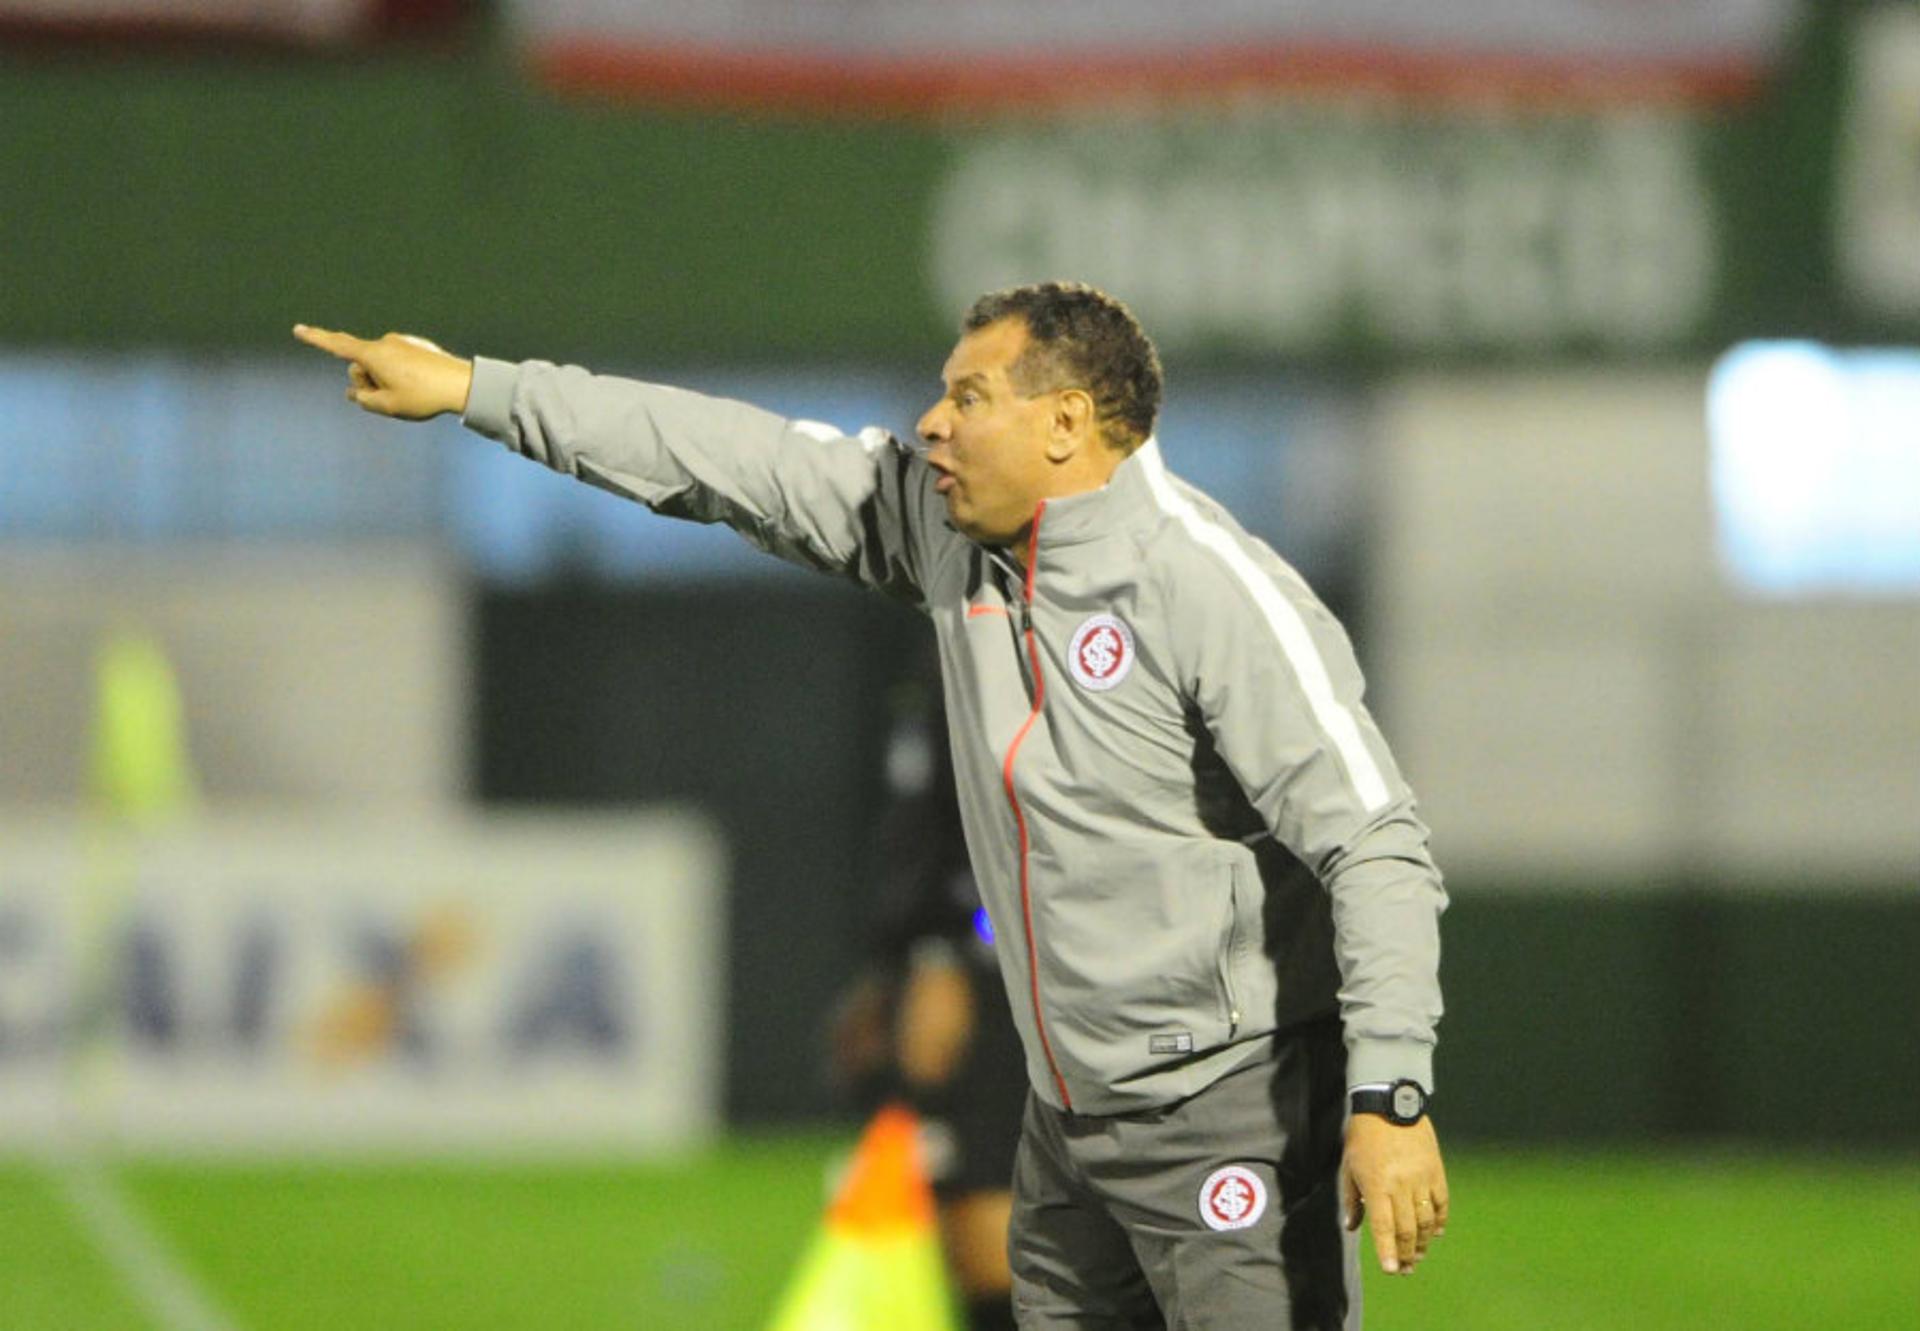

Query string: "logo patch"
[1198, 1165, 1268, 1232]
[1067, 614, 1135, 692]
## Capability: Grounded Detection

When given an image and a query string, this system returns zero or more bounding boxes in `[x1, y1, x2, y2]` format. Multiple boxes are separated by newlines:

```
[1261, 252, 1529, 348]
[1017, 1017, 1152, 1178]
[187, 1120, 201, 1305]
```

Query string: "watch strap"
[1350, 1078, 1429, 1125]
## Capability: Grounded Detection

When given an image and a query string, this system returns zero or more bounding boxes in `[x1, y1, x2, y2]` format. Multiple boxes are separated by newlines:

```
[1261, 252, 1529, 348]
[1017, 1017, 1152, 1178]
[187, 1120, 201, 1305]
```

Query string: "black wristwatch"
[1350, 1079, 1429, 1126]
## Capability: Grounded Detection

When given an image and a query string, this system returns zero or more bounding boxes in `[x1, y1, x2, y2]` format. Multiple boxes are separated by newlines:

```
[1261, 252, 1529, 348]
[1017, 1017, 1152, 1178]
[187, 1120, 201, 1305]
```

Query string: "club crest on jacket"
[1198, 1164, 1267, 1231]
[1068, 614, 1135, 692]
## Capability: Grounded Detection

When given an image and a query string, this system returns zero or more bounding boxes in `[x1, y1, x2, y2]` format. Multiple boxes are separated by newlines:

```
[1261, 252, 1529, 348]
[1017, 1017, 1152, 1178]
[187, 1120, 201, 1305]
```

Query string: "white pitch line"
[46, 1152, 244, 1331]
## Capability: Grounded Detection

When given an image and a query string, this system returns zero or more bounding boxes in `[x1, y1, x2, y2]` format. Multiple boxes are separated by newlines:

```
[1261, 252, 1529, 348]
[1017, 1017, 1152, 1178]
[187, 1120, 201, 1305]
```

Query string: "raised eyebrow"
[947, 372, 988, 394]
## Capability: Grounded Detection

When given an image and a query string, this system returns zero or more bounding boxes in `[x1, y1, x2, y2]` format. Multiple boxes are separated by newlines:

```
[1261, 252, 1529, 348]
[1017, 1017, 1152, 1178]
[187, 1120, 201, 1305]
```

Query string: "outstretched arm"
[292, 324, 951, 603]
[293, 325, 473, 420]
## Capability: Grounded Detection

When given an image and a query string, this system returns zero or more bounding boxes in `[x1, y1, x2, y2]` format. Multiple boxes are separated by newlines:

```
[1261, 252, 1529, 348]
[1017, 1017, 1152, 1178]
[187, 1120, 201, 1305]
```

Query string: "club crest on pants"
[1198, 1164, 1268, 1232]
[1068, 613, 1135, 691]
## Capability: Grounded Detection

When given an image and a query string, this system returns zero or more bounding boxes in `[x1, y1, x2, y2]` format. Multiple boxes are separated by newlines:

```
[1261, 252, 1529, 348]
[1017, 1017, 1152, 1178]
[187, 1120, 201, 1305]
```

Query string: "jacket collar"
[1030, 437, 1166, 550]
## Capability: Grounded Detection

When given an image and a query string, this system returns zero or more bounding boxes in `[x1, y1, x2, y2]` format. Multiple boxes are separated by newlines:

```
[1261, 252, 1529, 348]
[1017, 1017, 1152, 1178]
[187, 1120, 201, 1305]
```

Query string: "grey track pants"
[1009, 1018, 1360, 1330]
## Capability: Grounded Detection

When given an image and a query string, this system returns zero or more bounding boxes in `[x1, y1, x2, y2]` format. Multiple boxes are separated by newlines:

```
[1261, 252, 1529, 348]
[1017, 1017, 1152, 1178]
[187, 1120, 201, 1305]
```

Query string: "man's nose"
[916, 402, 949, 448]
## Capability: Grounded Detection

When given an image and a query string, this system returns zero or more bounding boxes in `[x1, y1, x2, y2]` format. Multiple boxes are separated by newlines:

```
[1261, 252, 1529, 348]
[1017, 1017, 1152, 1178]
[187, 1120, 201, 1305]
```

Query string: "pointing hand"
[292, 324, 473, 420]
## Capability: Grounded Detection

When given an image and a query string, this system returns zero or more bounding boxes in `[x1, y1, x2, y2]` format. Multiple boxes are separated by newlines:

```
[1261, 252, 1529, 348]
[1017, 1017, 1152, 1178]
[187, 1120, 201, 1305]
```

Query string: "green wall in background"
[1441, 891, 1920, 1145]
[1, 3, 1909, 367]
[0, 47, 950, 365]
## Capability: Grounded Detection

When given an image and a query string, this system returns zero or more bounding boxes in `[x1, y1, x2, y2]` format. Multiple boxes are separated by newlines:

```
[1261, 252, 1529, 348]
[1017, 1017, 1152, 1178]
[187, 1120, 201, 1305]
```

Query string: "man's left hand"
[1342, 1114, 1449, 1275]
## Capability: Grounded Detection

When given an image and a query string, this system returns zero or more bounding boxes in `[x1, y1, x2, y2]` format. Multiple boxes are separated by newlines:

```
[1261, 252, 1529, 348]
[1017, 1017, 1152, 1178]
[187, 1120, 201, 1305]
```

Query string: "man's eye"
[958, 391, 981, 409]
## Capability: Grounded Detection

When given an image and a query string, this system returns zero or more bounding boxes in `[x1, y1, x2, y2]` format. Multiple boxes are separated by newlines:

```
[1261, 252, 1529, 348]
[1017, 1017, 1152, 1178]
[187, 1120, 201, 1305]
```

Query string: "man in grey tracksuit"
[295, 282, 1449, 1328]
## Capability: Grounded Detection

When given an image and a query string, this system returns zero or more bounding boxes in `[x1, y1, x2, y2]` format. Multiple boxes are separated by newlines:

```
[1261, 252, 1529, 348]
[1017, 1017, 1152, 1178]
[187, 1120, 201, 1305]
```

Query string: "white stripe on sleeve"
[1138, 442, 1392, 813]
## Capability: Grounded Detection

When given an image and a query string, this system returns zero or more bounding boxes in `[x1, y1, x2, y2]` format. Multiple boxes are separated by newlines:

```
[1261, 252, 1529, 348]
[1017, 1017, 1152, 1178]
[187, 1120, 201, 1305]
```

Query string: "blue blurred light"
[972, 907, 995, 946]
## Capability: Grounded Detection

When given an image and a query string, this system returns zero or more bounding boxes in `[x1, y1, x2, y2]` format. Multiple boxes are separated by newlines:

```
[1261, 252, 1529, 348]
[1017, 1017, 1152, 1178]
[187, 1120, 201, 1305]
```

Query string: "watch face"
[1392, 1084, 1423, 1120]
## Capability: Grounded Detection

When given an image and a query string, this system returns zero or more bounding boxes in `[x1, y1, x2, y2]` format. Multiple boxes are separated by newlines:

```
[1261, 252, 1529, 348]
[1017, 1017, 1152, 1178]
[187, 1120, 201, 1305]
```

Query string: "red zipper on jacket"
[1002, 499, 1072, 1111]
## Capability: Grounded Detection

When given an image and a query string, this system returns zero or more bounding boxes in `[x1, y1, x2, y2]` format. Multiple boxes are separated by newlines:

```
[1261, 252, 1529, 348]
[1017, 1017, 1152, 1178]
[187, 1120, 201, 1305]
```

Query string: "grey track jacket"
[464, 356, 1446, 1116]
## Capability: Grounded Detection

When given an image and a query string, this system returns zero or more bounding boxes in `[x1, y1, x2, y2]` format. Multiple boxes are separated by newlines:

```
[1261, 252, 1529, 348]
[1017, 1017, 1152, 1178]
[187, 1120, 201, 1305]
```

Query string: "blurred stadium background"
[3, 1, 1918, 1327]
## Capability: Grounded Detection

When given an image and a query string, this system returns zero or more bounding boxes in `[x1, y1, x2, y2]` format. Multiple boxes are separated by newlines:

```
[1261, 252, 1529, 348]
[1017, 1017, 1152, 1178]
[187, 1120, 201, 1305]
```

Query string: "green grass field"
[4, 1138, 1916, 1329]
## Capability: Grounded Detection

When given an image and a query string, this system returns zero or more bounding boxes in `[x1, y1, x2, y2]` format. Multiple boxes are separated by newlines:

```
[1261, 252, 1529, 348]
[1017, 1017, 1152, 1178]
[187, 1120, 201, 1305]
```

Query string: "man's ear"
[1046, 389, 1096, 463]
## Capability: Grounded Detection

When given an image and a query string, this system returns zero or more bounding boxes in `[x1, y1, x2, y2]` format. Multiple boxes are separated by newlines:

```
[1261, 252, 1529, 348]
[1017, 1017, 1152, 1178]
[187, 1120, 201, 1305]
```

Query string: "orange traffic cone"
[766, 1103, 957, 1330]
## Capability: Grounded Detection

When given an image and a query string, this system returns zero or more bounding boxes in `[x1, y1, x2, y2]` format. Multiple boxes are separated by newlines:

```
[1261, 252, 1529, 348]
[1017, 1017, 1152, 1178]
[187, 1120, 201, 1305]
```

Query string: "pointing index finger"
[292, 324, 367, 361]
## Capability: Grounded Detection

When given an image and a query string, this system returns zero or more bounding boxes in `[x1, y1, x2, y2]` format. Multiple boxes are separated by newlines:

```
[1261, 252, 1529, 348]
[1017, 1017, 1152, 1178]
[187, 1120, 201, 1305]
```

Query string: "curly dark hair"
[963, 282, 1163, 451]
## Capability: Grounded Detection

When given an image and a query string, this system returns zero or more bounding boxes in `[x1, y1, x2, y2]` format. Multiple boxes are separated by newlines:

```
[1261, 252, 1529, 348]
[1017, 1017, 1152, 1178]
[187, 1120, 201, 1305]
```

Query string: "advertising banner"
[524, 0, 1801, 113]
[931, 101, 1717, 356]
[0, 812, 723, 1155]
[501, 1, 1811, 360]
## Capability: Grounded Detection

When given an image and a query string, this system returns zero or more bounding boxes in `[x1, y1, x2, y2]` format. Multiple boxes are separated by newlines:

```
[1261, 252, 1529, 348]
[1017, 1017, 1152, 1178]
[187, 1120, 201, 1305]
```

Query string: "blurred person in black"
[831, 653, 1023, 1331]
